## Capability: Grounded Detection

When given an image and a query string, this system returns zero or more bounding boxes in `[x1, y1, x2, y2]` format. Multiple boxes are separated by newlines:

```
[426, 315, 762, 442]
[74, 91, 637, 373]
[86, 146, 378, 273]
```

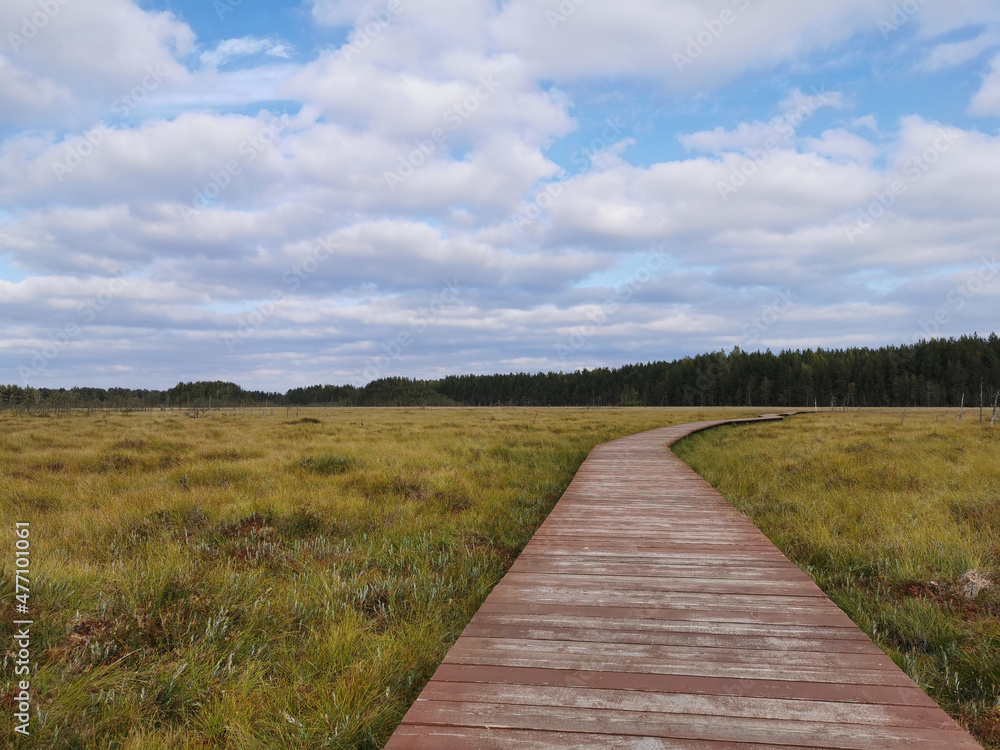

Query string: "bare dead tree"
[980, 378, 985, 423]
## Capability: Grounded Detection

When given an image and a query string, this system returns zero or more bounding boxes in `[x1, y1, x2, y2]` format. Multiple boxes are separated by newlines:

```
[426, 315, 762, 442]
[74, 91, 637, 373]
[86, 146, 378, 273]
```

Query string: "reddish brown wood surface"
[385, 417, 982, 748]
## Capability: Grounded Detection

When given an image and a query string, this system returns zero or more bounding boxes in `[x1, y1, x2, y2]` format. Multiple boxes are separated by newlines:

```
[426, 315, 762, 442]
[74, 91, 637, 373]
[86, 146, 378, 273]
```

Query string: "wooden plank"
[398, 701, 982, 749]
[467, 613, 882, 644]
[388, 725, 812, 749]
[460, 622, 887, 654]
[477, 601, 860, 628]
[485, 587, 850, 615]
[447, 637, 901, 672]
[385, 417, 982, 748]
[500, 572, 829, 597]
[510, 558, 817, 579]
[522, 547, 790, 557]
[491, 580, 832, 603]
[424, 664, 941, 707]
[442, 651, 914, 687]
[415, 682, 957, 729]
[513, 554, 805, 570]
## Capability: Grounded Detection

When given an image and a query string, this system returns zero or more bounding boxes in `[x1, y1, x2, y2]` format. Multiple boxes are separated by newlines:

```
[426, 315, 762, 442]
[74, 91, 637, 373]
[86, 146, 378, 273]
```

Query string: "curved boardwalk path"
[386, 416, 981, 749]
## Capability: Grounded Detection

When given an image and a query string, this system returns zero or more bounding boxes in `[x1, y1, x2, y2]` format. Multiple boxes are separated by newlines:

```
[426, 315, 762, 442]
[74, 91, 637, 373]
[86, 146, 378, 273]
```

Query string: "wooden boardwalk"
[386, 417, 981, 749]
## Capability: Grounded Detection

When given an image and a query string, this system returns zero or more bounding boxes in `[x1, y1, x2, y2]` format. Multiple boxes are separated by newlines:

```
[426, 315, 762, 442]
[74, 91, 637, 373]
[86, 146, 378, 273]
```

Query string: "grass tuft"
[299, 453, 358, 475]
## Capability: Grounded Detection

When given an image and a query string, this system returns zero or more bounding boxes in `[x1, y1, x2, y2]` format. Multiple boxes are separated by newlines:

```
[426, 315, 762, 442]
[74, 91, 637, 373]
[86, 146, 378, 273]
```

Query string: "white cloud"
[803, 129, 879, 164]
[491, 0, 964, 87]
[680, 121, 790, 153]
[283, 51, 573, 146]
[0, 0, 193, 120]
[900, 0, 1000, 40]
[310, 0, 390, 27]
[679, 89, 846, 153]
[778, 88, 847, 116]
[0, 111, 306, 211]
[917, 30, 999, 72]
[199, 37, 292, 69]
[310, 0, 1000, 90]
[969, 52, 1000, 115]
[0, 54, 72, 113]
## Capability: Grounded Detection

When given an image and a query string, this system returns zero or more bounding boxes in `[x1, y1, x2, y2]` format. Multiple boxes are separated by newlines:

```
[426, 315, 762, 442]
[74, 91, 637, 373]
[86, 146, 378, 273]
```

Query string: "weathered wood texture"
[385, 417, 981, 748]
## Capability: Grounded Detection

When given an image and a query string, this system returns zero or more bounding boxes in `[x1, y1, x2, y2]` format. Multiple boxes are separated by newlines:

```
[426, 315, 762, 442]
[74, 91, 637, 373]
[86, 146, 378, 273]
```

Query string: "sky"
[1, 0, 999, 390]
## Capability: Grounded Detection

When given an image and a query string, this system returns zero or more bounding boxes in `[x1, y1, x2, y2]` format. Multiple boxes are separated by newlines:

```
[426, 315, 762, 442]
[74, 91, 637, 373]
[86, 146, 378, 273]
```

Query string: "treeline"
[283, 379, 456, 407]
[433, 335, 1000, 408]
[4, 335, 1000, 410]
[0, 377, 451, 410]
[0, 381, 285, 410]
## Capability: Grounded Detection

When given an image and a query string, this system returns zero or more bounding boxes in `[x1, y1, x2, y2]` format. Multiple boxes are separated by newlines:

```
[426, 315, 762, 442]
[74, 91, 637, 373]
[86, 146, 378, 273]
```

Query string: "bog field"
[0, 406, 752, 749]
[1, 407, 998, 748]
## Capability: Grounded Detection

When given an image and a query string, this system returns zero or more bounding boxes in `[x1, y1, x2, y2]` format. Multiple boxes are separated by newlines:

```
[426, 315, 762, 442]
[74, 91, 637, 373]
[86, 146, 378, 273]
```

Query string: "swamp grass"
[0, 406, 753, 749]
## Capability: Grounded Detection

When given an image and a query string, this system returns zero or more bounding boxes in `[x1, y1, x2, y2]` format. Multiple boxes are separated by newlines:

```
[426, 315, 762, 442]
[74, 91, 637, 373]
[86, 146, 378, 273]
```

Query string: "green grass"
[674, 409, 1000, 746]
[0, 406, 756, 749]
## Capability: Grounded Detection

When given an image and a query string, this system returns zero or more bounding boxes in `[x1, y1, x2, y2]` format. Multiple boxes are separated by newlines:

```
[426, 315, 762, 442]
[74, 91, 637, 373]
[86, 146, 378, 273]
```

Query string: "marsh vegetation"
[0, 406, 752, 749]
[5, 406, 998, 747]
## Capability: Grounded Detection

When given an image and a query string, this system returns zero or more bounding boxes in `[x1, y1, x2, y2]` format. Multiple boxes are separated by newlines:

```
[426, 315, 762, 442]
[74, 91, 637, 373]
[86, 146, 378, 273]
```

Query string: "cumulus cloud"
[310, 0, 390, 27]
[969, 52, 1000, 115]
[493, 0, 934, 86]
[803, 129, 879, 164]
[917, 30, 999, 72]
[0, 54, 72, 113]
[679, 89, 846, 153]
[680, 121, 790, 153]
[199, 37, 292, 69]
[283, 51, 573, 146]
[0, 0, 193, 125]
